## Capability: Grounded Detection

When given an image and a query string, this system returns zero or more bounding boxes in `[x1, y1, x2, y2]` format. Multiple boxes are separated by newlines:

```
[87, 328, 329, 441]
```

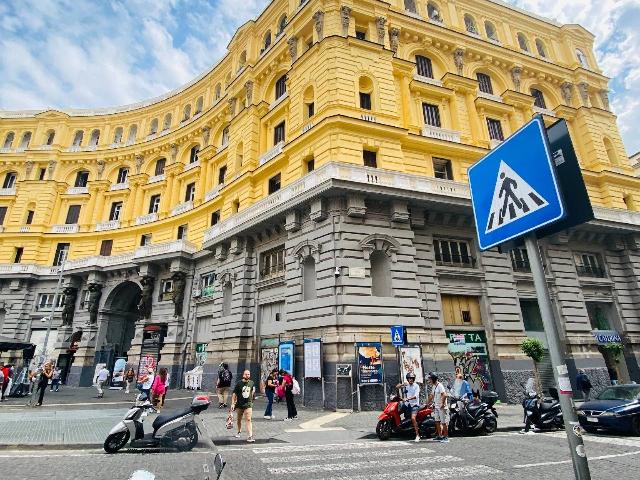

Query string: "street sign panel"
[390, 325, 406, 346]
[469, 117, 565, 250]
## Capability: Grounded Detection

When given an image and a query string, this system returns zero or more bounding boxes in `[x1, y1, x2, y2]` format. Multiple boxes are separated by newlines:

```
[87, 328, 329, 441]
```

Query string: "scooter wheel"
[376, 420, 392, 441]
[483, 415, 497, 434]
[104, 431, 130, 453]
[177, 429, 198, 452]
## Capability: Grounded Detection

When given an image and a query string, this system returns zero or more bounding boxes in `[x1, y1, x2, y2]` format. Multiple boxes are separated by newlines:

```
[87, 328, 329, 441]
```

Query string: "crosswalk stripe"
[248, 441, 410, 454]
[319, 465, 501, 480]
[258, 448, 434, 463]
[544, 432, 640, 448]
[268, 455, 462, 475]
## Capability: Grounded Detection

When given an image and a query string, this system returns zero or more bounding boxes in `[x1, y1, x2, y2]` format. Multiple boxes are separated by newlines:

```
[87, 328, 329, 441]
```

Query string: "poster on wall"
[260, 347, 279, 388]
[398, 345, 424, 384]
[357, 342, 384, 385]
[110, 357, 127, 388]
[279, 341, 295, 375]
[137, 354, 158, 382]
[304, 338, 322, 378]
[195, 343, 208, 367]
[446, 330, 493, 396]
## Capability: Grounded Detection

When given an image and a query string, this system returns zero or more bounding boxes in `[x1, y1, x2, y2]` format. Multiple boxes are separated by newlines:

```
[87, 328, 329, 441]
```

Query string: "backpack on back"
[221, 369, 232, 385]
[292, 378, 301, 395]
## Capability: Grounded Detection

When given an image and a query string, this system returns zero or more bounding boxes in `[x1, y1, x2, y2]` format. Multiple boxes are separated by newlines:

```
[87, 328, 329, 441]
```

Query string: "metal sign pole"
[524, 234, 591, 480]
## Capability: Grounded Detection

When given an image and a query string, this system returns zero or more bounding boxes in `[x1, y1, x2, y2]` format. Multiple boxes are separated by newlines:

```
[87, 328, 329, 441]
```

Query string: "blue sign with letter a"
[469, 117, 565, 250]
[390, 325, 405, 347]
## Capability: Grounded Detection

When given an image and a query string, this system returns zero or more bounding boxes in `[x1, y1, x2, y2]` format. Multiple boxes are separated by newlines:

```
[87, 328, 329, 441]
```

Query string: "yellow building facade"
[1, 0, 638, 404]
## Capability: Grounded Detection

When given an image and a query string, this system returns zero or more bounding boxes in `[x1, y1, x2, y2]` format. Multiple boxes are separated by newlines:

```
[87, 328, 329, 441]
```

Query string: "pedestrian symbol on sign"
[485, 161, 548, 234]
[393, 329, 402, 344]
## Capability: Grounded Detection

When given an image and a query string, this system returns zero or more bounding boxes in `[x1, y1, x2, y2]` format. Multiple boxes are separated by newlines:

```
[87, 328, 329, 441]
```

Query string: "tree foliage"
[521, 338, 545, 364]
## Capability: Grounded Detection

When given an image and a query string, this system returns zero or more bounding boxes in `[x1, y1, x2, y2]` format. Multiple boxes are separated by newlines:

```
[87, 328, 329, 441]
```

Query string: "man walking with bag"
[96, 365, 110, 398]
[231, 369, 255, 443]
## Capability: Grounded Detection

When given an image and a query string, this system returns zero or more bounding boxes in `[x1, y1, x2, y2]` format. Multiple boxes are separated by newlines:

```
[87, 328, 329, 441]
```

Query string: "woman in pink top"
[280, 369, 297, 421]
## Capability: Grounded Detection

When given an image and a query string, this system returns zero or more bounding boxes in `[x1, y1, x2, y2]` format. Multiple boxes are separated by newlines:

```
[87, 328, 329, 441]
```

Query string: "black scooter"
[521, 386, 563, 433]
[449, 391, 499, 435]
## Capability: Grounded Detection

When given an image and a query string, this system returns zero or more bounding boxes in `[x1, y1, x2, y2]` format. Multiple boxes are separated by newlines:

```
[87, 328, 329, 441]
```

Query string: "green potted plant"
[521, 338, 545, 395]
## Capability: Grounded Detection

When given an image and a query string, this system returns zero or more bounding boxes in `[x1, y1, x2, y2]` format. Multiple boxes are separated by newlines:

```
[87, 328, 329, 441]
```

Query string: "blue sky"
[0, 0, 638, 155]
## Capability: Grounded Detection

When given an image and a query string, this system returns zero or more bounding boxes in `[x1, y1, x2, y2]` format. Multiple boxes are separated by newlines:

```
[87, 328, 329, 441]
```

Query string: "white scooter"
[104, 394, 211, 453]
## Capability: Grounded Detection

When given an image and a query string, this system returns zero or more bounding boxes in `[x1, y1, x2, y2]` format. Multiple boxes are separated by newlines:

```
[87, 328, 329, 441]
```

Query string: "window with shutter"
[100, 240, 113, 256]
[65, 205, 81, 224]
[274, 122, 286, 144]
[476, 73, 493, 95]
[433, 158, 453, 180]
[363, 150, 377, 168]
[487, 118, 504, 141]
[416, 55, 434, 78]
[422, 103, 441, 127]
[359, 92, 372, 110]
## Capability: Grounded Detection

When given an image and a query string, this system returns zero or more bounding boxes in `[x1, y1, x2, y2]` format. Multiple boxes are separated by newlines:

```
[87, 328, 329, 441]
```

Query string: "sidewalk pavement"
[0, 388, 526, 449]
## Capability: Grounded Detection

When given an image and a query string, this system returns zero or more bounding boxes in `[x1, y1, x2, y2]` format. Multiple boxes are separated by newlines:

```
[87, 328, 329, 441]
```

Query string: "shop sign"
[591, 330, 622, 345]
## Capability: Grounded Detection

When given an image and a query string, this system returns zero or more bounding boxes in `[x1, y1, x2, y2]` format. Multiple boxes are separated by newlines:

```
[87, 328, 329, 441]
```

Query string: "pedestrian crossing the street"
[222, 440, 501, 479]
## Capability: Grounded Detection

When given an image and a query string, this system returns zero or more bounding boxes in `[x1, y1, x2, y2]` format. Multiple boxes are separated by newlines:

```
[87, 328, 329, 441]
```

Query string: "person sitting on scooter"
[452, 372, 473, 429]
[396, 372, 421, 443]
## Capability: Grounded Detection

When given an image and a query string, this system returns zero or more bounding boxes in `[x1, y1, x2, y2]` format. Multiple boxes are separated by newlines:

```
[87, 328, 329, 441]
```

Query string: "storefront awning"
[0, 335, 35, 352]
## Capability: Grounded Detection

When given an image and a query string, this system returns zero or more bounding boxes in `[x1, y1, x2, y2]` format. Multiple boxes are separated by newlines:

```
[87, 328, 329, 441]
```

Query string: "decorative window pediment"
[292, 240, 321, 265]
[359, 234, 400, 262]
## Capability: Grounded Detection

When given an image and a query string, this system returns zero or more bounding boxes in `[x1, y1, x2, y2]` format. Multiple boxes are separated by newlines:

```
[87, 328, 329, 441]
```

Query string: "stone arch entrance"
[102, 281, 142, 359]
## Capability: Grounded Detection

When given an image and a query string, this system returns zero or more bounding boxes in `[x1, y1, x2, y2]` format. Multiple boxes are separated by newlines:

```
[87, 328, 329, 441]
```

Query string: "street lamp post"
[38, 252, 67, 365]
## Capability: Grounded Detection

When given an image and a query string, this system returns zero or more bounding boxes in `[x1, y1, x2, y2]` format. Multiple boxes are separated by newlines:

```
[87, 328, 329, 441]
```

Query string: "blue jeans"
[265, 389, 274, 417]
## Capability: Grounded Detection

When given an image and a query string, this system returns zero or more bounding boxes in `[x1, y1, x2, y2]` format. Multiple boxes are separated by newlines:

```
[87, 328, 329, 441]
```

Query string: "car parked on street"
[577, 384, 640, 435]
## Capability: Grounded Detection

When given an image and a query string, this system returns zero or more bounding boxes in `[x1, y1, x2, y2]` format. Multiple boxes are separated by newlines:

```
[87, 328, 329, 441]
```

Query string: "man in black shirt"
[231, 369, 255, 443]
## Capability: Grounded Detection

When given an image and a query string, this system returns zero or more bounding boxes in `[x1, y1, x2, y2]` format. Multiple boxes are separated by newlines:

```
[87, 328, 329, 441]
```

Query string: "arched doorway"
[103, 281, 142, 360]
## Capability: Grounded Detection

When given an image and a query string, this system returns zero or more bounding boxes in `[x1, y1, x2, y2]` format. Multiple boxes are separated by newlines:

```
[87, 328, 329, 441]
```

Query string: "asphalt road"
[2, 418, 640, 480]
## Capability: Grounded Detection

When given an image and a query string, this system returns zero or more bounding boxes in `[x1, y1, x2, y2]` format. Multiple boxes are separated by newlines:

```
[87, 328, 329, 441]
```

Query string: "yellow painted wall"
[0, 0, 636, 265]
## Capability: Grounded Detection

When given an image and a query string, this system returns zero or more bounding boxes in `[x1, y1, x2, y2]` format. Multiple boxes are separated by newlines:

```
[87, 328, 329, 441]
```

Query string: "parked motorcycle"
[449, 391, 499, 435]
[376, 388, 435, 440]
[521, 385, 563, 432]
[104, 394, 211, 453]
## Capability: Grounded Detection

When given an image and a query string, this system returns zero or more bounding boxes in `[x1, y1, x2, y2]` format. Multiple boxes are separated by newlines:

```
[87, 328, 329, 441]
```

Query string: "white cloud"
[0, 0, 269, 110]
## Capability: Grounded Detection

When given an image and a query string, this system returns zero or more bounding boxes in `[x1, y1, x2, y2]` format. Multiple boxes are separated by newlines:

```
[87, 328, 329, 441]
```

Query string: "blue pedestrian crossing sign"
[469, 117, 565, 251]
[390, 325, 406, 346]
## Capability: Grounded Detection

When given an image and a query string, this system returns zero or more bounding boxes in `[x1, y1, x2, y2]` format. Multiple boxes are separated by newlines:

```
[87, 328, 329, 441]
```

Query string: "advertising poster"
[399, 346, 424, 384]
[137, 354, 158, 382]
[260, 347, 279, 385]
[111, 358, 127, 388]
[304, 339, 322, 378]
[357, 342, 383, 385]
[279, 341, 295, 375]
[195, 343, 208, 366]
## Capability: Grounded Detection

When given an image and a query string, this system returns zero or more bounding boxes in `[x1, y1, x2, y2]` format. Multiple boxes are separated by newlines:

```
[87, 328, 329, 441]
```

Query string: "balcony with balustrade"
[259, 142, 284, 166]
[66, 186, 89, 195]
[51, 224, 79, 234]
[0, 187, 17, 196]
[413, 73, 443, 88]
[136, 212, 158, 225]
[203, 162, 472, 245]
[95, 220, 120, 231]
[109, 182, 129, 192]
[171, 200, 193, 217]
[422, 125, 461, 143]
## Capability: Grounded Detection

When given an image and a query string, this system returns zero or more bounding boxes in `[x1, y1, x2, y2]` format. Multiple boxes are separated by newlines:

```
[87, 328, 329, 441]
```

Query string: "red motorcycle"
[376, 389, 436, 440]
